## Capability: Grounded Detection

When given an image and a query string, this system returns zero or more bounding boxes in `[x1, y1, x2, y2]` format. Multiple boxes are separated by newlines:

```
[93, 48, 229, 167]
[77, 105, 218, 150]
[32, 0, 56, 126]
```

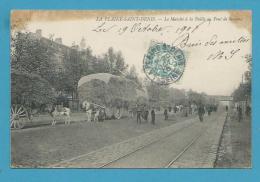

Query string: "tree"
[232, 54, 252, 102]
[11, 31, 58, 108]
[244, 54, 252, 97]
[168, 88, 186, 105]
[63, 48, 83, 98]
[11, 32, 56, 82]
[145, 81, 172, 108]
[103, 47, 128, 75]
[125, 65, 142, 87]
[233, 83, 249, 102]
[187, 89, 205, 104]
[11, 70, 56, 108]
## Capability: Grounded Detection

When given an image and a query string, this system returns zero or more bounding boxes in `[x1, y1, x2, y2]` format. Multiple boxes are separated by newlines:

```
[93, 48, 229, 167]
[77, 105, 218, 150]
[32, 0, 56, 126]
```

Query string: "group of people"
[197, 103, 218, 122]
[136, 105, 156, 125]
[135, 103, 220, 124]
[228, 104, 251, 122]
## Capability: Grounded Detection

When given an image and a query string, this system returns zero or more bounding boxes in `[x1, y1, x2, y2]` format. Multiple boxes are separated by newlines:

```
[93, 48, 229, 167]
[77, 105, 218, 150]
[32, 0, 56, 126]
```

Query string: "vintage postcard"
[10, 10, 251, 168]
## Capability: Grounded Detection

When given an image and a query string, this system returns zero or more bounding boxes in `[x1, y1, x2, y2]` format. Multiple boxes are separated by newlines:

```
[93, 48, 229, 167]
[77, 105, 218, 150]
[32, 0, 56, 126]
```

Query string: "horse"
[93, 109, 100, 122]
[82, 100, 106, 122]
[48, 105, 71, 126]
[82, 100, 92, 122]
[191, 104, 197, 115]
[175, 105, 184, 113]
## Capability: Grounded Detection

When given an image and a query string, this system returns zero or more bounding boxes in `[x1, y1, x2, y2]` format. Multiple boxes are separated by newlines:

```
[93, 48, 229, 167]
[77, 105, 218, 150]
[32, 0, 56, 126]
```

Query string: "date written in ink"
[207, 49, 240, 61]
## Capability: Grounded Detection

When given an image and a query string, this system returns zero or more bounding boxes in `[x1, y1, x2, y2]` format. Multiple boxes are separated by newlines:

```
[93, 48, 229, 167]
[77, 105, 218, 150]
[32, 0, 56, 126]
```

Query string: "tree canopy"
[11, 32, 130, 103]
[11, 70, 56, 107]
[232, 54, 251, 102]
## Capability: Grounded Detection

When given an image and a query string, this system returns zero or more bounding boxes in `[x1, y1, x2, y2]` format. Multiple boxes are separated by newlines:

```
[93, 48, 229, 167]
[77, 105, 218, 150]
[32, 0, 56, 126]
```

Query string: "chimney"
[55, 38, 62, 44]
[35, 29, 42, 38]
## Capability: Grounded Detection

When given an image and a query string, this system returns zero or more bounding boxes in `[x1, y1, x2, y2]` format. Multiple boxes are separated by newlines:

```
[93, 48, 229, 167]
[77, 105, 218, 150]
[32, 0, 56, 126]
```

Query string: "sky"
[22, 11, 251, 96]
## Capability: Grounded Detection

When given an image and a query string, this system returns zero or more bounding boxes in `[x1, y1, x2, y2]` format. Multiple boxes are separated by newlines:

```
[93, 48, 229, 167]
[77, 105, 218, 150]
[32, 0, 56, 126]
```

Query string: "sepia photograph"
[10, 10, 251, 168]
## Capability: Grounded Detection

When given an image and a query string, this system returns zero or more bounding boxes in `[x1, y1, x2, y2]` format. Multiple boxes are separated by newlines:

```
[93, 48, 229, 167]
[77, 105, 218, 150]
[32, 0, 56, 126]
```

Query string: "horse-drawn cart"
[11, 70, 56, 129]
[78, 73, 148, 120]
[10, 105, 31, 129]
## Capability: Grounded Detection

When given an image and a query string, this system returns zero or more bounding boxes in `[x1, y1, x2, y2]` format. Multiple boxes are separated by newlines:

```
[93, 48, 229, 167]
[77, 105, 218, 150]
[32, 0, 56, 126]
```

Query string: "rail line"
[164, 131, 204, 168]
[100, 123, 214, 168]
[99, 121, 199, 168]
[53, 113, 224, 168]
[165, 113, 228, 168]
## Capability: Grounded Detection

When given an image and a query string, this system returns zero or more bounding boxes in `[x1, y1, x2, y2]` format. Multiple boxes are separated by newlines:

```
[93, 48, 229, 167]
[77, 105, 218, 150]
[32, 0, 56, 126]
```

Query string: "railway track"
[99, 114, 226, 168]
[165, 131, 205, 168]
[164, 113, 228, 168]
[99, 123, 207, 168]
[51, 113, 225, 168]
[51, 117, 198, 168]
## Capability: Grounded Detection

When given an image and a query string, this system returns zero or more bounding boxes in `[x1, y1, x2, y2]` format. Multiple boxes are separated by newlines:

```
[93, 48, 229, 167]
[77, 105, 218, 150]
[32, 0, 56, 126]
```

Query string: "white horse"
[50, 106, 71, 126]
[176, 105, 183, 112]
[93, 109, 100, 122]
[82, 100, 92, 122]
[191, 104, 197, 115]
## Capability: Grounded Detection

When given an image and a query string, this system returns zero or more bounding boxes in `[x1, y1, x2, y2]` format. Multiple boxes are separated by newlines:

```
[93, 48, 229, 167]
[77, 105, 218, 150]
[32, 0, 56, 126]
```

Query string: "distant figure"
[151, 109, 155, 125]
[225, 105, 229, 112]
[136, 105, 142, 124]
[174, 106, 177, 113]
[189, 105, 192, 115]
[143, 109, 149, 122]
[207, 105, 212, 116]
[213, 104, 218, 112]
[184, 106, 188, 117]
[246, 105, 251, 117]
[238, 106, 242, 122]
[198, 104, 205, 122]
[98, 108, 106, 122]
[164, 109, 168, 120]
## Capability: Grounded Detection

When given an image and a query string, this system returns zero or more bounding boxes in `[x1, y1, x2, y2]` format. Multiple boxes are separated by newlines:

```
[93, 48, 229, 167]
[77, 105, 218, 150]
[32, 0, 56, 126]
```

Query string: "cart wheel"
[10, 105, 28, 129]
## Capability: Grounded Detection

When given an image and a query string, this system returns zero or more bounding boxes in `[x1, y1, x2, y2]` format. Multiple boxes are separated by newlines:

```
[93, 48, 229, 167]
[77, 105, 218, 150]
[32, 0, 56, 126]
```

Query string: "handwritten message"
[92, 15, 250, 61]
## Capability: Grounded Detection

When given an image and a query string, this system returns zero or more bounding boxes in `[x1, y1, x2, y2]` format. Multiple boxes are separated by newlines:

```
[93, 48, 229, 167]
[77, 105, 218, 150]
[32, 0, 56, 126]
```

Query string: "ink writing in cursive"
[207, 49, 241, 61]
[92, 22, 171, 35]
[92, 22, 117, 32]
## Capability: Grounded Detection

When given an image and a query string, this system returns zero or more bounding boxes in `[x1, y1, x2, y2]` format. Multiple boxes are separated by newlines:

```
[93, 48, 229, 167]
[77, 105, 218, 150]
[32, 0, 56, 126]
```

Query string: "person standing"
[207, 105, 212, 116]
[246, 105, 251, 117]
[151, 109, 155, 125]
[136, 104, 142, 124]
[198, 104, 205, 122]
[225, 105, 229, 112]
[184, 106, 188, 117]
[238, 106, 242, 122]
[164, 109, 168, 120]
[174, 106, 177, 113]
[144, 105, 149, 122]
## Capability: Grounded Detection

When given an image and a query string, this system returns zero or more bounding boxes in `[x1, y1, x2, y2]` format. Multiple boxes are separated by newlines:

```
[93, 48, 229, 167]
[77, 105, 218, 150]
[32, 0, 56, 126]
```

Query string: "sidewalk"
[215, 114, 251, 168]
